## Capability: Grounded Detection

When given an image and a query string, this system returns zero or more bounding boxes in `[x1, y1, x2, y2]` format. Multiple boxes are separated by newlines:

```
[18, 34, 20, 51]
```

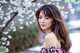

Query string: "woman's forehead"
[39, 11, 44, 15]
[39, 10, 48, 17]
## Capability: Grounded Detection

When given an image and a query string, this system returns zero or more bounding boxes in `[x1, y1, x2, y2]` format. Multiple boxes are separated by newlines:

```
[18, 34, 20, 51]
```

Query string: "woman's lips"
[41, 24, 46, 27]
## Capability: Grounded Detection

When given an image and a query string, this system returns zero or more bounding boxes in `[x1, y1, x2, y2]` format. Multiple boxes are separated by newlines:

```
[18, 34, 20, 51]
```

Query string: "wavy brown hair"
[35, 4, 71, 52]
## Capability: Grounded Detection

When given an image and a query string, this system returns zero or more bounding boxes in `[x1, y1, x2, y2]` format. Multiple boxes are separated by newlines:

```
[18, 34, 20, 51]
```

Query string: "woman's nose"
[41, 18, 45, 23]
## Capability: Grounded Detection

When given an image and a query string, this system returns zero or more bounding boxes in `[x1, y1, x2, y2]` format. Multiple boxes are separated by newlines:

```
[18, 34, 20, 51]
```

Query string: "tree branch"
[0, 12, 18, 34]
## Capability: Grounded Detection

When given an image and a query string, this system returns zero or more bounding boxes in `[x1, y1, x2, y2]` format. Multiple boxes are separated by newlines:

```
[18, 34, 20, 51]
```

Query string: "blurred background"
[0, 0, 80, 53]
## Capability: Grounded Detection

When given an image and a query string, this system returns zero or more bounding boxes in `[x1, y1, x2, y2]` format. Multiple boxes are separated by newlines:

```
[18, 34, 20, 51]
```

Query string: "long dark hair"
[35, 4, 71, 52]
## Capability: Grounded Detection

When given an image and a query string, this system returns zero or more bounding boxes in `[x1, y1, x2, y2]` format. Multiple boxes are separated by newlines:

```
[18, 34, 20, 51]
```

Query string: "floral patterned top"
[40, 47, 69, 53]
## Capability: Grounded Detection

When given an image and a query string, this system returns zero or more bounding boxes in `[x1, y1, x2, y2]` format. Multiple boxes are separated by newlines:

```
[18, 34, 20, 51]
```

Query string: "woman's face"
[38, 11, 53, 31]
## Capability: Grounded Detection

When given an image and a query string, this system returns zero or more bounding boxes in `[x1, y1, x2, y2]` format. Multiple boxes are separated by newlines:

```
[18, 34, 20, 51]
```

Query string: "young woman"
[35, 4, 71, 53]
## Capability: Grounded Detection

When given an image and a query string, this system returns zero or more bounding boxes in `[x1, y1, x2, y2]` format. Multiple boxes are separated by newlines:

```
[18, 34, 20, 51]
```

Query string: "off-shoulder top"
[40, 46, 69, 53]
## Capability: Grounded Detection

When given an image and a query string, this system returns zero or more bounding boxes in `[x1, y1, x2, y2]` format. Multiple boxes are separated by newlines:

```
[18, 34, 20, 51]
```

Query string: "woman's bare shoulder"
[45, 32, 56, 39]
[44, 32, 61, 48]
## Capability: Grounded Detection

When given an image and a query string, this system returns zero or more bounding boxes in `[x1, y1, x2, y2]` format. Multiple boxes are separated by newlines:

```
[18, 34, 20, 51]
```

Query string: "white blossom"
[3, 31, 9, 35]
[25, 22, 29, 26]
[1, 37, 7, 41]
[0, 24, 5, 27]
[8, 35, 12, 39]
[29, 21, 33, 24]
[19, 26, 23, 29]
[0, 46, 9, 52]
[2, 42, 6, 45]
[6, 41, 10, 46]
[70, 8, 75, 14]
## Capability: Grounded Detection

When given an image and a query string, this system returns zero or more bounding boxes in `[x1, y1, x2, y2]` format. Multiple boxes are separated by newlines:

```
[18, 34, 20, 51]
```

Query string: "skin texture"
[39, 11, 53, 34]
[44, 32, 61, 48]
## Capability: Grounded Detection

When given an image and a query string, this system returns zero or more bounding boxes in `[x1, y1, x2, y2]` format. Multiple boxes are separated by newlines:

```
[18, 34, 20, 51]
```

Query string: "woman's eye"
[46, 16, 49, 19]
[39, 16, 42, 19]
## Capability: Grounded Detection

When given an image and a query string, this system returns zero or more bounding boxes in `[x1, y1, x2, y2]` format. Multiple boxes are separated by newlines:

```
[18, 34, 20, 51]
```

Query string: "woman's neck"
[45, 29, 52, 35]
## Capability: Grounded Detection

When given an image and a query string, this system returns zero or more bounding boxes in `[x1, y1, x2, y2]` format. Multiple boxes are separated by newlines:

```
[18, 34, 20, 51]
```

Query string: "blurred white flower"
[70, 8, 75, 14]
[13, 28, 16, 32]
[8, 6, 11, 10]
[1, 37, 7, 41]
[6, 41, 10, 46]
[0, 46, 9, 52]
[29, 21, 33, 24]
[26, 10, 32, 14]
[5, 47, 9, 52]
[3, 31, 9, 35]
[25, 22, 29, 26]
[8, 35, 12, 39]
[19, 18, 24, 22]
[19, 26, 23, 29]
[32, 3, 36, 7]
[68, 3, 72, 9]
[61, 6, 65, 9]
[37, 3, 41, 8]
[0, 24, 5, 27]
[2, 42, 6, 45]
[10, 26, 16, 32]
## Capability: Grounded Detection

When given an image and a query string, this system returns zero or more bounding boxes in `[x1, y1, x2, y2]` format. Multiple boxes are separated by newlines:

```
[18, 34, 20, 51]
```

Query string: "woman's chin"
[40, 26, 47, 30]
[41, 28, 46, 30]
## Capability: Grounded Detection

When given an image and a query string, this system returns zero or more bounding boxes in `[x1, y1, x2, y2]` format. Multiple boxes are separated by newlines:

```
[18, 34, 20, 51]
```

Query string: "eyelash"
[39, 16, 49, 19]
[39, 16, 42, 19]
[46, 16, 49, 19]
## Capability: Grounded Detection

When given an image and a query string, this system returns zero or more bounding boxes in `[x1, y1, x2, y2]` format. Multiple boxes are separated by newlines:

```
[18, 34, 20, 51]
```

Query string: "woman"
[35, 4, 71, 53]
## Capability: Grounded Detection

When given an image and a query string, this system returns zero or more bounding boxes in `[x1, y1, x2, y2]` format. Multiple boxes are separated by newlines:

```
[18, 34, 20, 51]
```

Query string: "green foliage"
[7, 23, 41, 53]
[65, 0, 80, 4]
